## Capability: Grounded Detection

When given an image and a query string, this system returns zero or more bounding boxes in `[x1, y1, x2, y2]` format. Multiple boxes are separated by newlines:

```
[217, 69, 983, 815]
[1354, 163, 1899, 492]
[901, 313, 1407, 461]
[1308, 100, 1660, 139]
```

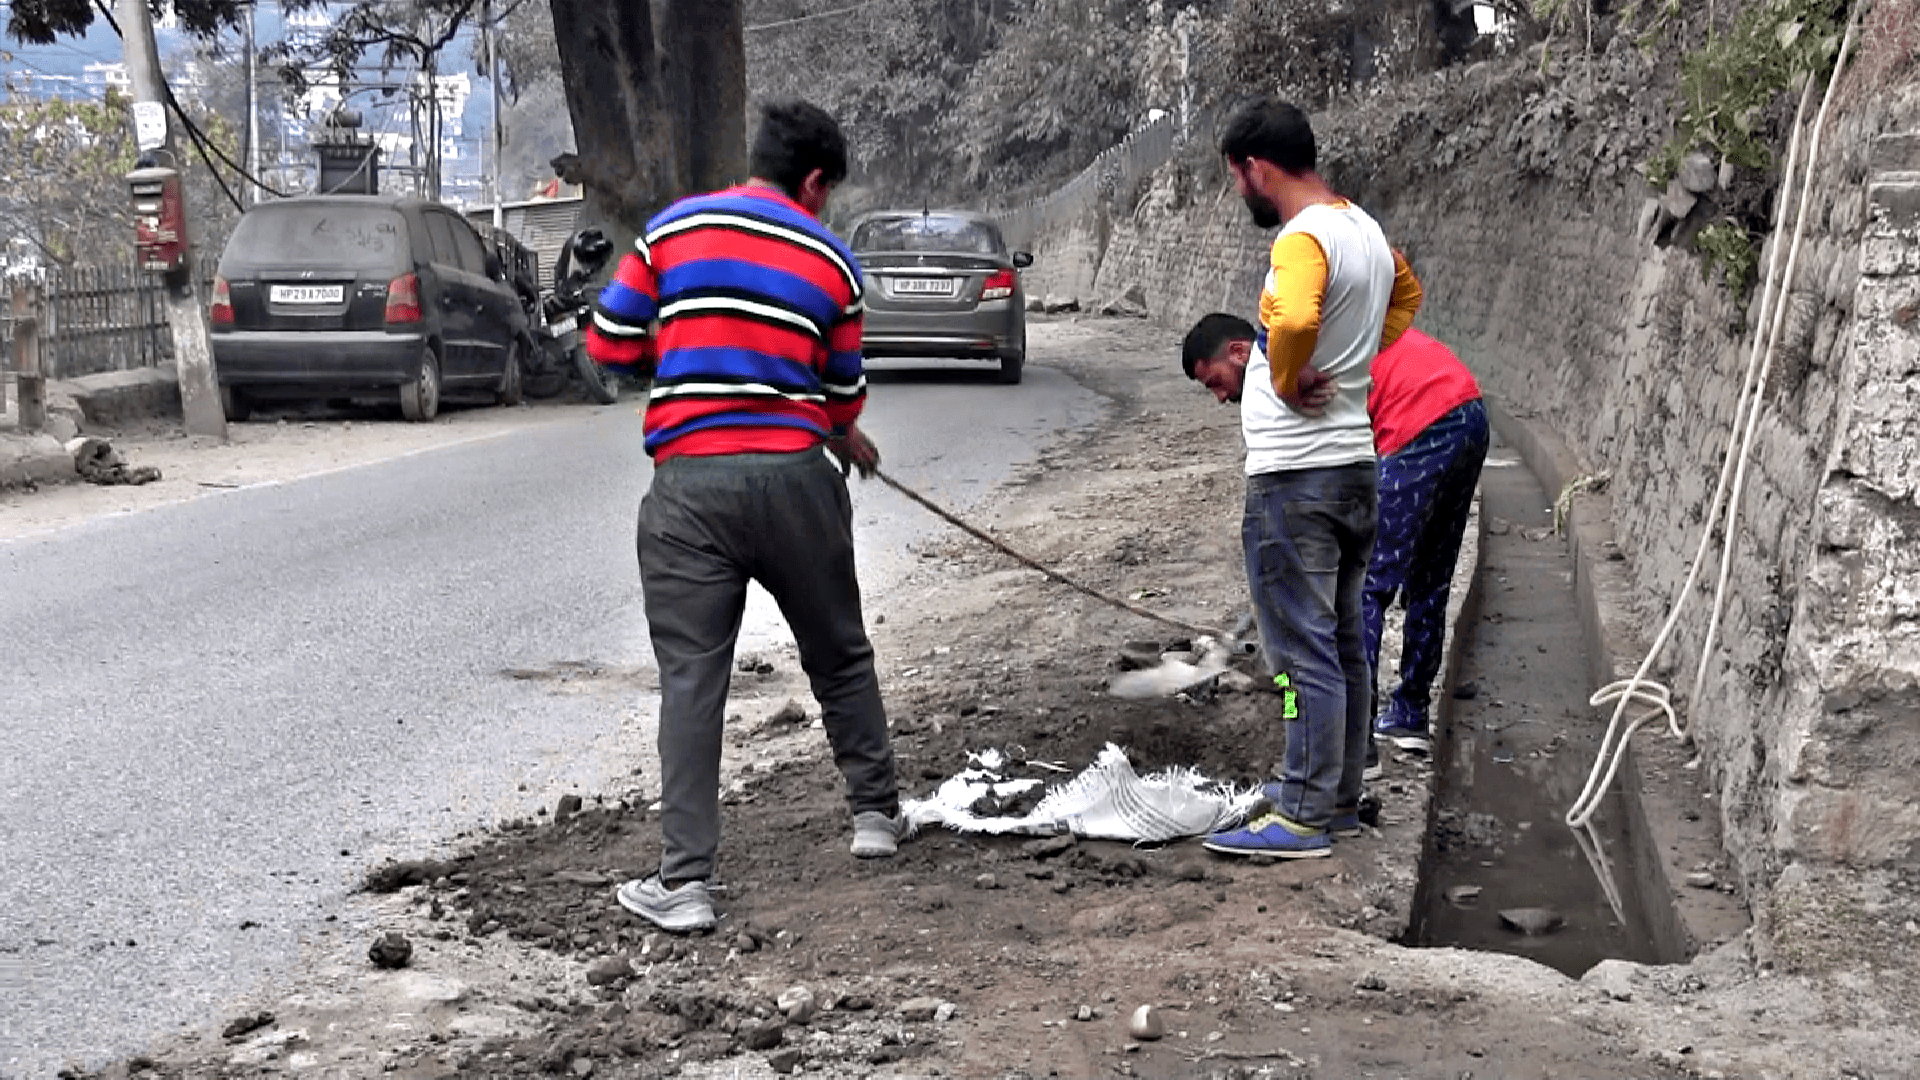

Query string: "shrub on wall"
[1625, 0, 1848, 307]
[1645, 0, 1845, 189]
[1218, 0, 1441, 109]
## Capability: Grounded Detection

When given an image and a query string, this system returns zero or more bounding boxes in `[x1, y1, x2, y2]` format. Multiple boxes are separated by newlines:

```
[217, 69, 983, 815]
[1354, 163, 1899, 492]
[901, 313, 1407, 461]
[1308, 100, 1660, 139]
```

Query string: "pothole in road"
[1404, 438, 1691, 977]
[500, 659, 655, 692]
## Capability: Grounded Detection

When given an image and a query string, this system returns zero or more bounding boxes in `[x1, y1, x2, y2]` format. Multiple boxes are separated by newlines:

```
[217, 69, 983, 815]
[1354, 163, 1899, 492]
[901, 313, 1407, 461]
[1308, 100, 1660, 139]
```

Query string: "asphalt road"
[0, 358, 1106, 1076]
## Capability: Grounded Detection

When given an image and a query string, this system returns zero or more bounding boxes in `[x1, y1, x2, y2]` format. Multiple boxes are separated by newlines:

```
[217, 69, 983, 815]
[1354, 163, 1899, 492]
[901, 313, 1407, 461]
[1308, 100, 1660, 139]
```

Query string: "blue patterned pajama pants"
[1362, 398, 1490, 732]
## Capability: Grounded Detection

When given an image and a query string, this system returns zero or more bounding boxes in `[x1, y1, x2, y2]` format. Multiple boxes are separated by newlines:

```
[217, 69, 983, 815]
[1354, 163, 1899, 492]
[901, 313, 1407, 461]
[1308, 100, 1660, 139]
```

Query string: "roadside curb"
[1484, 399, 1749, 960]
[66, 367, 182, 428]
[1400, 480, 1483, 938]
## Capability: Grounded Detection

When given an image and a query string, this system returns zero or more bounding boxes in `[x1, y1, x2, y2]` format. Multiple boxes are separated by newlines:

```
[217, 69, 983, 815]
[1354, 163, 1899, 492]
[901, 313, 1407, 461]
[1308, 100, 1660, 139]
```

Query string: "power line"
[1, 54, 113, 99]
[89, 1, 257, 209]
[10, 0, 484, 205]
[745, 0, 886, 33]
[29, 38, 122, 64]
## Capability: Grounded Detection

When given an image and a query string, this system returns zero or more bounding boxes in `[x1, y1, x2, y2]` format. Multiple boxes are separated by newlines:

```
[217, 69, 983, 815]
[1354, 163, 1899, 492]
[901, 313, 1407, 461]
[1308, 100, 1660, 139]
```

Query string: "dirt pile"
[61, 319, 1920, 1079]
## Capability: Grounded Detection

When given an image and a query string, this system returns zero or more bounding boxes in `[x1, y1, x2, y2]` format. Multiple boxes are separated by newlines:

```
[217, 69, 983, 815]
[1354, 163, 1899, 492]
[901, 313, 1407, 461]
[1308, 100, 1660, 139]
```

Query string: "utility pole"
[117, 0, 226, 438]
[485, 0, 504, 227]
[427, 50, 442, 201]
[245, 1, 261, 207]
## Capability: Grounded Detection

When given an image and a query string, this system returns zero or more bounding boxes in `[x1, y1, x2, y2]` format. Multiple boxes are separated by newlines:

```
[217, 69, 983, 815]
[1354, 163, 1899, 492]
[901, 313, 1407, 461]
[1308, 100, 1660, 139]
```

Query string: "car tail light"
[981, 269, 1016, 302]
[209, 276, 233, 325]
[385, 273, 422, 324]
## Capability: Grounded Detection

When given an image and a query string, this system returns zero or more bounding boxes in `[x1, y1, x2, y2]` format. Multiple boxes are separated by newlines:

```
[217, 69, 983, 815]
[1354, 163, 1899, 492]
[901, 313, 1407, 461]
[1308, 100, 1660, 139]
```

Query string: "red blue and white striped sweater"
[585, 185, 866, 462]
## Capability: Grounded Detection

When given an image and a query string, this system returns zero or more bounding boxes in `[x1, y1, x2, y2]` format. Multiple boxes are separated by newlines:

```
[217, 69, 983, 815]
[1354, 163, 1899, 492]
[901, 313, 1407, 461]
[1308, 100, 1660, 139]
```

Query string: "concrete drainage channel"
[1400, 407, 1744, 977]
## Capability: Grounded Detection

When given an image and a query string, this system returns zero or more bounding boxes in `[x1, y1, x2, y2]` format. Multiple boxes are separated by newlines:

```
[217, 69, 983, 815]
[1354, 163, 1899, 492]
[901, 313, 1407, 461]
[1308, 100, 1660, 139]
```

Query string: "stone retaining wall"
[1017, 46, 1920, 899]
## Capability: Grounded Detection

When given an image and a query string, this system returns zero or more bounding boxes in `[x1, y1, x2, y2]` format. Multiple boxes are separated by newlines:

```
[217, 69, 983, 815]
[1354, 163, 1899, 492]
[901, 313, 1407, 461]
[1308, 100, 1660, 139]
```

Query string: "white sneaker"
[851, 810, 909, 858]
[616, 876, 715, 932]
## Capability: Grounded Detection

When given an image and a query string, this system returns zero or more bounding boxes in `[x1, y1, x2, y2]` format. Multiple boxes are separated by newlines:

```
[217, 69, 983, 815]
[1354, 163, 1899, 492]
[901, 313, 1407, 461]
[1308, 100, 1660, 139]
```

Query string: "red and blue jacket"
[585, 185, 867, 461]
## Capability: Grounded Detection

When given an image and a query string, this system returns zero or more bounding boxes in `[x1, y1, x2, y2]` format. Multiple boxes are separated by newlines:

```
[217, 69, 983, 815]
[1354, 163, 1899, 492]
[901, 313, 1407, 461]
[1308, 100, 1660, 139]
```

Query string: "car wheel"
[525, 336, 570, 399]
[998, 347, 1025, 386]
[400, 346, 442, 422]
[497, 337, 526, 407]
[218, 384, 252, 422]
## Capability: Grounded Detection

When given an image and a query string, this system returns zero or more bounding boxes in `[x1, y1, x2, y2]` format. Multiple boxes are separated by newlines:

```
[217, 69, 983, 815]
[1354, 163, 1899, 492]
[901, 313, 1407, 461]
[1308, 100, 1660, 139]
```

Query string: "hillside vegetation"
[746, 0, 1919, 306]
[745, 0, 1500, 207]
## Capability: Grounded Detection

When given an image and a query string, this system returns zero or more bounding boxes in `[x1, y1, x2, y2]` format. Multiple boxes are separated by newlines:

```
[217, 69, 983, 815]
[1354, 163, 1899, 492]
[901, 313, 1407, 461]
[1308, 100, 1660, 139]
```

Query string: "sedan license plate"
[893, 277, 956, 297]
[269, 284, 344, 305]
[549, 314, 578, 336]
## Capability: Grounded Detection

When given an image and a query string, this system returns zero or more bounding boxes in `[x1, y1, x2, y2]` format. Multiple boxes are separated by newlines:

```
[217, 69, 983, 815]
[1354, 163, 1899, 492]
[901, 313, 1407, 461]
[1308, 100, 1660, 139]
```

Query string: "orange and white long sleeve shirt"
[1241, 200, 1422, 476]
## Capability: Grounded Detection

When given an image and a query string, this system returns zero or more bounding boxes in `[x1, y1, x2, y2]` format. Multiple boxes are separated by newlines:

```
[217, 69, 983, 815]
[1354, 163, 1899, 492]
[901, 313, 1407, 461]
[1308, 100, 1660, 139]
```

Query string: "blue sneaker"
[1374, 715, 1432, 754]
[1202, 811, 1332, 858]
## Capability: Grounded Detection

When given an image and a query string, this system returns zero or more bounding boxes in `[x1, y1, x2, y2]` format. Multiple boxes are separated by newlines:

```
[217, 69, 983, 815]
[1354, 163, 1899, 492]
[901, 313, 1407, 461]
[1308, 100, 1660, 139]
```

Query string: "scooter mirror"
[571, 228, 614, 270]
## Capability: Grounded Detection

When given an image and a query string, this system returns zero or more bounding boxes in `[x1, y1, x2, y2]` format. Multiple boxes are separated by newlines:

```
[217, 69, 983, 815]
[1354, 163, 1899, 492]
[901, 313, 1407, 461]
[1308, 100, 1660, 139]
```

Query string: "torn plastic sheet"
[902, 743, 1264, 843]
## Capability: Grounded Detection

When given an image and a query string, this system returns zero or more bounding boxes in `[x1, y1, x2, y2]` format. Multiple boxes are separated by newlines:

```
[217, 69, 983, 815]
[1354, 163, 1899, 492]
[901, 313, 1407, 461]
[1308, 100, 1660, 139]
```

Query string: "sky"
[2, 3, 491, 104]
[0, 9, 137, 95]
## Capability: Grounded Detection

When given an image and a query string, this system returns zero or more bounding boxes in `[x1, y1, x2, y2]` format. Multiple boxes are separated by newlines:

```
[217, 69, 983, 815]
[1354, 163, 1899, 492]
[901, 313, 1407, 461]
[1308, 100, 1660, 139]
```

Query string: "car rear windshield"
[224, 204, 408, 271]
[851, 215, 1003, 256]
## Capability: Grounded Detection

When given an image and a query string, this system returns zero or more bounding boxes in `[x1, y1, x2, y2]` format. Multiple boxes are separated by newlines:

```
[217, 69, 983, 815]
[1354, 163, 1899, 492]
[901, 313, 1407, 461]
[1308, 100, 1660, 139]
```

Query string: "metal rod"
[872, 467, 1219, 640]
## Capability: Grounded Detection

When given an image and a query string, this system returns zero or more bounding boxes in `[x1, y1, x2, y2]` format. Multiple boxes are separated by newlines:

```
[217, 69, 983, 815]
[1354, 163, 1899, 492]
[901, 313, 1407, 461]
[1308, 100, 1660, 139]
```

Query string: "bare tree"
[545, 1, 679, 238]
[659, 0, 747, 196]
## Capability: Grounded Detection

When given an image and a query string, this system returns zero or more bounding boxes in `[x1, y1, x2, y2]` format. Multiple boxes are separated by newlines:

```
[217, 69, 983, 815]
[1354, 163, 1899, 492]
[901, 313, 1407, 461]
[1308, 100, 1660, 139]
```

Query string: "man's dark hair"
[1217, 98, 1316, 174]
[1181, 312, 1257, 380]
[750, 99, 849, 198]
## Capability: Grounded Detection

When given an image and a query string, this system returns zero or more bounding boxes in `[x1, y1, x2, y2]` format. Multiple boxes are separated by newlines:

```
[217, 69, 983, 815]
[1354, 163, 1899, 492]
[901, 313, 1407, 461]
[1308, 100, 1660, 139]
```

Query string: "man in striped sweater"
[586, 100, 906, 934]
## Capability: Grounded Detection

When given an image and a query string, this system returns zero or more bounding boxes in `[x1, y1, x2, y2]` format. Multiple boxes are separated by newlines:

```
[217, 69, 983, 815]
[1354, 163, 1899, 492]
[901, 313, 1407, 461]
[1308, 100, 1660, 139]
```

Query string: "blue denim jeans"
[1243, 462, 1378, 829]
[1364, 398, 1490, 729]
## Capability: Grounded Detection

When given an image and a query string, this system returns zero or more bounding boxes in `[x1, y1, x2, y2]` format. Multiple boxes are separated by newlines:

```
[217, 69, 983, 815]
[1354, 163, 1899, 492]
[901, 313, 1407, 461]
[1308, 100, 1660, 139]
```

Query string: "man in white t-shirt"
[1186, 97, 1422, 859]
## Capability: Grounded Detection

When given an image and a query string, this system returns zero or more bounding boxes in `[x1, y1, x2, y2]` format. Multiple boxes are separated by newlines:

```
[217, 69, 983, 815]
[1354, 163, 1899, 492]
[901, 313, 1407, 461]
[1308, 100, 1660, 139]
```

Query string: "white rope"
[1567, 13, 1857, 829]
[1692, 22, 1858, 708]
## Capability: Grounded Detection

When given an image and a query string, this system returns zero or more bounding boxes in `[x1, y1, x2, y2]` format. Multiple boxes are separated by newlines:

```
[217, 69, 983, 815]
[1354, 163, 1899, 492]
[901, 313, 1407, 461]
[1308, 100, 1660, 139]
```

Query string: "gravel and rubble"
[46, 318, 1920, 1079]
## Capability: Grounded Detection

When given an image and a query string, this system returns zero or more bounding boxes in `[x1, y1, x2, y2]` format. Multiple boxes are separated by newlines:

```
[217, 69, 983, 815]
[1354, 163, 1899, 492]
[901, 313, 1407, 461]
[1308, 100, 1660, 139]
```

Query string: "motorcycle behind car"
[528, 227, 624, 404]
[482, 224, 625, 405]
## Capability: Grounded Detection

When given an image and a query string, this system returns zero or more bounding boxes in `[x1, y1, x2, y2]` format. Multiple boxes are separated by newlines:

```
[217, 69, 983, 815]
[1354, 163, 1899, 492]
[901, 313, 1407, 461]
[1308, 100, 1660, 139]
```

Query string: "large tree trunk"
[548, 0, 682, 237]
[657, 0, 747, 195]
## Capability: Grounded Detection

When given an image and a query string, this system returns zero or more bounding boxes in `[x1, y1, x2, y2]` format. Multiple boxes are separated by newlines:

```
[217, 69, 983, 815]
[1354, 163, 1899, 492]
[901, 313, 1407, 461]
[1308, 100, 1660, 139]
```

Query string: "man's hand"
[1279, 366, 1337, 417]
[826, 424, 881, 479]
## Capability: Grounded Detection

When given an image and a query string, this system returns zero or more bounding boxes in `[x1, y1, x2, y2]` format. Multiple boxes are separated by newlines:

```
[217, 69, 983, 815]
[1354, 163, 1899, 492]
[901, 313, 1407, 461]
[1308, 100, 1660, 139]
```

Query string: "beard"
[1242, 191, 1282, 229]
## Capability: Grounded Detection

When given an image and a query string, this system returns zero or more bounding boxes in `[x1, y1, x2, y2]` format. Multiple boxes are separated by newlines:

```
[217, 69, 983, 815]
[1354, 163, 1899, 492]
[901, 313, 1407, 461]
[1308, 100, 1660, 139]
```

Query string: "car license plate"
[893, 277, 956, 296]
[550, 314, 578, 336]
[269, 284, 344, 304]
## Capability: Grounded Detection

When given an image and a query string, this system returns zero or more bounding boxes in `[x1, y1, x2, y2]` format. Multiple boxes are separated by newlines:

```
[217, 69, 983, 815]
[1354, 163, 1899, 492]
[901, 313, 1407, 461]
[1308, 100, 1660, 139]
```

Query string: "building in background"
[0, 1, 494, 207]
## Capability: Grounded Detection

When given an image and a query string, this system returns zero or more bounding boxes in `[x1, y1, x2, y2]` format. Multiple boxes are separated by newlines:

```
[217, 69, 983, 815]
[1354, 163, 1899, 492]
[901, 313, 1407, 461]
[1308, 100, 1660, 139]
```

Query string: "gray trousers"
[638, 449, 899, 884]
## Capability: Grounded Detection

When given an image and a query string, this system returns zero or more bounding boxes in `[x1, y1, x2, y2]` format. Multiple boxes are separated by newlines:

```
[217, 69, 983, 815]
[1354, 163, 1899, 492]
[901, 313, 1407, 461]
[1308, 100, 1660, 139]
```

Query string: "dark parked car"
[209, 195, 532, 421]
[848, 210, 1032, 384]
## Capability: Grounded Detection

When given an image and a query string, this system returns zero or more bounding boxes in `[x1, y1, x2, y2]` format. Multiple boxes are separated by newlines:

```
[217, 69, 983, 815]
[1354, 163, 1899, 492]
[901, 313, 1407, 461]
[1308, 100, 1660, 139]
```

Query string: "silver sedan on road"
[849, 210, 1032, 384]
